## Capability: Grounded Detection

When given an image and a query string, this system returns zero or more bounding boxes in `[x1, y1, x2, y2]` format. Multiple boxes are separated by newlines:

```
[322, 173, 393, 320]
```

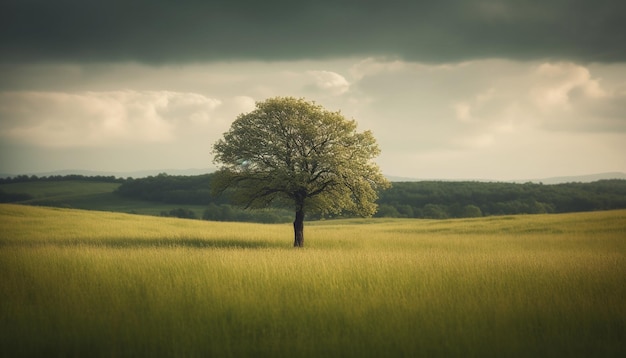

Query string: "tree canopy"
[212, 97, 390, 246]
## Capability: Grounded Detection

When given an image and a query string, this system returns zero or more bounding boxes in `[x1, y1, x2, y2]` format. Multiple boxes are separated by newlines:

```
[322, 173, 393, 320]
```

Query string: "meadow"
[0, 181, 210, 217]
[1, 204, 624, 357]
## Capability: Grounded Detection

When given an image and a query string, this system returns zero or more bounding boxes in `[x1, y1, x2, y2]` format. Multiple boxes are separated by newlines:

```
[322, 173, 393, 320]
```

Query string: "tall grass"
[1, 204, 624, 357]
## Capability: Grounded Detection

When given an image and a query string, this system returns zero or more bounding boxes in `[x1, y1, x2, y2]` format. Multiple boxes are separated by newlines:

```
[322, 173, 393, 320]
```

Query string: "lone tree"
[212, 97, 390, 247]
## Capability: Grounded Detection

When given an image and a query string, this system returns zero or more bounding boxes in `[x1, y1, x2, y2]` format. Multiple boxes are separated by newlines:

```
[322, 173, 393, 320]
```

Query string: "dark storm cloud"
[1, 0, 625, 63]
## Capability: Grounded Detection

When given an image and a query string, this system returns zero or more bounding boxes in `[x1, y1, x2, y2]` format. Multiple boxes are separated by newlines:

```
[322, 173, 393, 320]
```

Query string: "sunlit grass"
[1, 204, 624, 357]
[0, 204, 287, 248]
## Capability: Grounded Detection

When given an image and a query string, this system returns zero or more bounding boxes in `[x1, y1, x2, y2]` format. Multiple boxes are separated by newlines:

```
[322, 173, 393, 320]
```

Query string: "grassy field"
[1, 204, 624, 357]
[0, 180, 120, 199]
[0, 181, 210, 217]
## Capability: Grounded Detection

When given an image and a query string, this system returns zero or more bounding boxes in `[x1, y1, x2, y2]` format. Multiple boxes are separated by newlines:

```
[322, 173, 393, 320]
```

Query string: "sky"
[1, 0, 625, 180]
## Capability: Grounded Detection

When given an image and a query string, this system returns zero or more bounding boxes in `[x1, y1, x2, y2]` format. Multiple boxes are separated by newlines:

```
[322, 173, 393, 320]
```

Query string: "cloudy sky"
[1, 0, 625, 180]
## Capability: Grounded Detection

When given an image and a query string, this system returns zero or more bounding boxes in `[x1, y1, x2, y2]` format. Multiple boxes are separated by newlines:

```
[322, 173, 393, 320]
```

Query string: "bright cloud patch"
[0, 90, 221, 147]
[532, 63, 606, 105]
[527, 62, 626, 132]
[442, 61, 626, 148]
[307, 70, 350, 95]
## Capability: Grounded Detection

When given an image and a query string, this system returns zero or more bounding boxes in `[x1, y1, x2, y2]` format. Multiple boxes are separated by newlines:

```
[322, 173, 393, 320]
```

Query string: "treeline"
[159, 205, 292, 223]
[0, 174, 124, 184]
[4, 173, 626, 220]
[0, 174, 125, 204]
[116, 173, 293, 223]
[376, 180, 626, 219]
[114, 173, 223, 205]
[200, 204, 293, 223]
[116, 174, 626, 219]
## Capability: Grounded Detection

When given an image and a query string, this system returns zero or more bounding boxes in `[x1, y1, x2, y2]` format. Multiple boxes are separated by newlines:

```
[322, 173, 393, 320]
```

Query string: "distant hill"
[3, 169, 625, 184]
[2, 172, 626, 221]
[386, 172, 626, 184]
[0, 168, 215, 179]
[521, 172, 626, 184]
[376, 179, 626, 218]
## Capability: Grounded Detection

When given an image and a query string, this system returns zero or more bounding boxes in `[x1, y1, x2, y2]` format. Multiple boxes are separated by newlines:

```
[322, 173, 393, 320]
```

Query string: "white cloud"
[0, 90, 221, 147]
[156, 91, 221, 124]
[441, 61, 625, 147]
[527, 62, 626, 132]
[530, 62, 607, 110]
[307, 70, 350, 95]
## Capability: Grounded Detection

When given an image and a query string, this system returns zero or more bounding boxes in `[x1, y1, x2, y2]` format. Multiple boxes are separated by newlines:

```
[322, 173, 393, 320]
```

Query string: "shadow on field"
[4, 238, 282, 250]
[101, 238, 280, 250]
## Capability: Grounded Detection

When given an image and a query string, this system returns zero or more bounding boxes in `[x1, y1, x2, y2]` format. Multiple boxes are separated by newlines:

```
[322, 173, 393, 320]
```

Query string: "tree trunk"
[293, 208, 304, 247]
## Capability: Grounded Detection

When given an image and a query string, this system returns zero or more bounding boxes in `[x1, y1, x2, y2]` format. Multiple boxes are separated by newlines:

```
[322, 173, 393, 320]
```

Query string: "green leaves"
[212, 97, 390, 216]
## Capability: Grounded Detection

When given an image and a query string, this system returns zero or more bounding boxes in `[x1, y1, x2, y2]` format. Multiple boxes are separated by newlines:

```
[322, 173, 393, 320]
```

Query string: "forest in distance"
[2, 173, 626, 222]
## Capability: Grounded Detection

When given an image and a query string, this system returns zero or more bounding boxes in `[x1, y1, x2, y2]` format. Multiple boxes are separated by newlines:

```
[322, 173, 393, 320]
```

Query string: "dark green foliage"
[374, 204, 401, 218]
[4, 173, 626, 222]
[160, 208, 197, 219]
[202, 203, 291, 223]
[0, 174, 123, 184]
[377, 180, 626, 219]
[116, 173, 292, 223]
[422, 204, 449, 219]
[119, 177, 626, 221]
[0, 189, 33, 203]
[462, 205, 483, 218]
[115, 173, 219, 205]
